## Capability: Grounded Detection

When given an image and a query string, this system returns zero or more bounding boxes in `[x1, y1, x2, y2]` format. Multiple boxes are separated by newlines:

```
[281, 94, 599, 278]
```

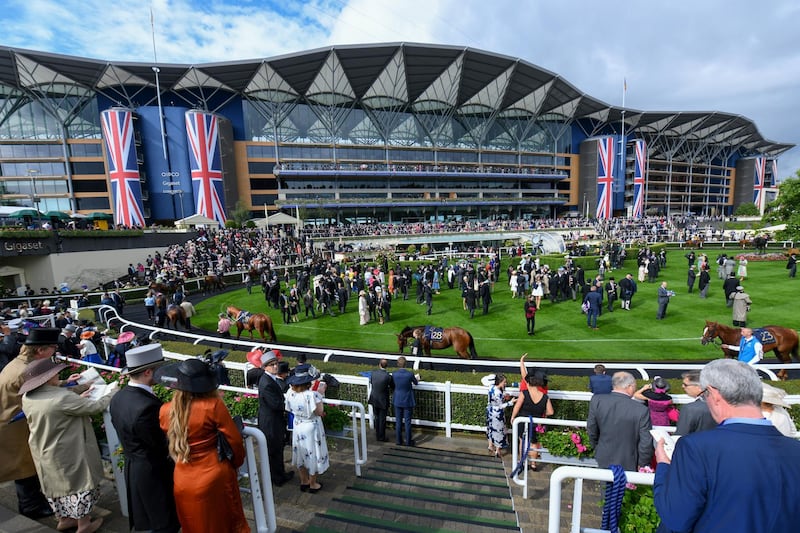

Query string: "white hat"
[7, 319, 23, 332]
[762, 383, 790, 408]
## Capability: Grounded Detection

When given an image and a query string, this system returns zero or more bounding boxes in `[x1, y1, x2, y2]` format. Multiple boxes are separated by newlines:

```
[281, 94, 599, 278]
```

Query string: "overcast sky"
[2, 0, 799, 177]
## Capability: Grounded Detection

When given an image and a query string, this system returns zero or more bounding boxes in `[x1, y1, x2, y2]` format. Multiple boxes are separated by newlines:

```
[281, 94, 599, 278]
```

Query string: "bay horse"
[203, 275, 226, 294]
[166, 304, 188, 330]
[701, 320, 799, 379]
[227, 305, 277, 342]
[397, 325, 478, 360]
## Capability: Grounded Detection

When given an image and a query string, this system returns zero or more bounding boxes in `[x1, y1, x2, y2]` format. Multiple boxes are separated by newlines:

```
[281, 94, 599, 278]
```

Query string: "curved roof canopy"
[0, 43, 792, 157]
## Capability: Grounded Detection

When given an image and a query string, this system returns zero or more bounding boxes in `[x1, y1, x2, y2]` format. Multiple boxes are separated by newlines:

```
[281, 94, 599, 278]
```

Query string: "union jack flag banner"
[186, 111, 227, 224]
[632, 139, 646, 218]
[596, 137, 615, 220]
[754, 156, 766, 207]
[100, 109, 146, 227]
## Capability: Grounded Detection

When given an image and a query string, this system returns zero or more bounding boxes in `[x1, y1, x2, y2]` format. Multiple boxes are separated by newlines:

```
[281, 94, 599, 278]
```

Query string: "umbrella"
[45, 211, 71, 220]
[69, 212, 88, 219]
[87, 212, 114, 221]
[8, 208, 42, 218]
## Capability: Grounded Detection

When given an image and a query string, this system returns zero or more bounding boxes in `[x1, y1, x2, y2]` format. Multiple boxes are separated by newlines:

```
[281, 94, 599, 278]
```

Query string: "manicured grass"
[194, 249, 797, 362]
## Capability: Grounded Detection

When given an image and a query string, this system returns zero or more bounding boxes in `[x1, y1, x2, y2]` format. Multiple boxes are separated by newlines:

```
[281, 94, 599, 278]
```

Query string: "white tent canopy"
[252, 212, 300, 227]
[174, 214, 220, 229]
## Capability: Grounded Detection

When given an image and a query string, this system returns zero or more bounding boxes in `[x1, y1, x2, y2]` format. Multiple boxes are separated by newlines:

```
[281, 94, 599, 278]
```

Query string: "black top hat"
[154, 358, 218, 393]
[24, 328, 61, 346]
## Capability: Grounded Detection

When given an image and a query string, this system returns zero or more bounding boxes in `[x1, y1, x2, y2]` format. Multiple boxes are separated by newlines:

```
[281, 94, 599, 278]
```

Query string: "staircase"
[306, 445, 519, 532]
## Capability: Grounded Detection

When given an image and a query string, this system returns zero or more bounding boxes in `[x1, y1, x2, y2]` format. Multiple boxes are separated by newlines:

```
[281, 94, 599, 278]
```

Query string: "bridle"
[701, 325, 721, 347]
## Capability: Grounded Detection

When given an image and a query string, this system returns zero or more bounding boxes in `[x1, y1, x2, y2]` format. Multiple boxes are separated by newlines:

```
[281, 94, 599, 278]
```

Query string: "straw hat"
[19, 358, 67, 395]
[761, 383, 790, 408]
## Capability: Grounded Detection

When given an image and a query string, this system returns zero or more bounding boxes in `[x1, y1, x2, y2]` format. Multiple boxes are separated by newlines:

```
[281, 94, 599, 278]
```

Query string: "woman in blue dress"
[486, 373, 514, 456]
[432, 270, 440, 293]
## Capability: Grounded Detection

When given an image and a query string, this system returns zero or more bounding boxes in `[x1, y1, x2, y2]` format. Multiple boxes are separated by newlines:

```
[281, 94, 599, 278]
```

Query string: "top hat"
[19, 358, 67, 395]
[154, 358, 218, 393]
[122, 344, 165, 375]
[286, 363, 320, 386]
[62, 324, 78, 334]
[260, 350, 280, 367]
[7, 319, 23, 332]
[24, 328, 61, 346]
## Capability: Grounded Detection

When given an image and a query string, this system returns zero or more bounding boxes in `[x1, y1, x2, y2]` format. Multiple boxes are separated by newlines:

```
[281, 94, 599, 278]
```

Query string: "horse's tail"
[468, 332, 478, 360]
[268, 318, 277, 342]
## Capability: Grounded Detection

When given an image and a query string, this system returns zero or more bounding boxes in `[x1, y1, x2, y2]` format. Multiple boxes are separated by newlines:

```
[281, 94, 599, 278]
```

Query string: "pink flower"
[535, 424, 545, 434]
[570, 432, 582, 445]
[234, 397, 241, 402]
[576, 444, 587, 453]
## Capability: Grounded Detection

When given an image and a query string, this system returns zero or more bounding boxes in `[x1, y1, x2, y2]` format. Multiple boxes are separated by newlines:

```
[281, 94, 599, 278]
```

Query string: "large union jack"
[596, 137, 615, 220]
[754, 156, 766, 208]
[632, 139, 646, 218]
[771, 159, 778, 187]
[100, 109, 146, 227]
[186, 111, 227, 224]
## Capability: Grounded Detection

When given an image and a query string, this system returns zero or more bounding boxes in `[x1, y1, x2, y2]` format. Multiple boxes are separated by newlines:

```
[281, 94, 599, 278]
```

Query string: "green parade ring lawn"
[193, 249, 797, 362]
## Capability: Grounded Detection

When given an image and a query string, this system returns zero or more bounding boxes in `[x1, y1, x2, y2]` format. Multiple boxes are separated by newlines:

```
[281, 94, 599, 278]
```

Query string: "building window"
[72, 180, 109, 193]
[249, 178, 276, 189]
[70, 161, 106, 175]
[76, 197, 110, 210]
[69, 144, 104, 157]
[248, 161, 275, 174]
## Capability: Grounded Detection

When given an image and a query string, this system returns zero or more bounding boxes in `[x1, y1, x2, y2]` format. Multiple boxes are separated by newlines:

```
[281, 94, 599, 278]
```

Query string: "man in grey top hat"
[57, 324, 81, 359]
[109, 344, 179, 533]
[257, 350, 294, 486]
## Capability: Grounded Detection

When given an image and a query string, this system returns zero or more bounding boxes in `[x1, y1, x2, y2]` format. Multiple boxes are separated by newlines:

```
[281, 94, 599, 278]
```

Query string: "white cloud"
[2, 0, 799, 174]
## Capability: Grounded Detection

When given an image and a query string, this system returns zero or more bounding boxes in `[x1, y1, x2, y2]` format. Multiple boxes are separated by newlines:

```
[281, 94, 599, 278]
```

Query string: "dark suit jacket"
[109, 385, 178, 532]
[674, 398, 717, 436]
[589, 374, 612, 394]
[587, 391, 652, 470]
[391, 369, 418, 408]
[257, 372, 286, 445]
[368, 368, 392, 410]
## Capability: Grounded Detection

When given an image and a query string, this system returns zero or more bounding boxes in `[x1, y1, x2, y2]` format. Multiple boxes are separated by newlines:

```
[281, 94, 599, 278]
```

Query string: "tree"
[733, 203, 758, 216]
[764, 173, 800, 241]
[229, 201, 251, 228]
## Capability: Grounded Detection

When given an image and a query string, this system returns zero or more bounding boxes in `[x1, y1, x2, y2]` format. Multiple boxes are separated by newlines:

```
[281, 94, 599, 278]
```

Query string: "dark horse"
[397, 325, 478, 360]
[203, 275, 226, 294]
[701, 320, 799, 379]
[150, 281, 177, 295]
[227, 305, 277, 342]
[166, 304, 188, 330]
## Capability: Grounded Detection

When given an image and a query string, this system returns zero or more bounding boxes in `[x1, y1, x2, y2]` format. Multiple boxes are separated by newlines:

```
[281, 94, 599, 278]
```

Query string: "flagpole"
[620, 78, 626, 216]
[150, 7, 168, 162]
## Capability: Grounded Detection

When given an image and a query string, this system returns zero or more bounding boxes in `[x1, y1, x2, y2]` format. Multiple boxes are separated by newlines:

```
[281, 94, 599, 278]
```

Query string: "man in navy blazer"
[654, 359, 800, 532]
[586, 371, 652, 471]
[392, 356, 418, 446]
[588, 364, 612, 394]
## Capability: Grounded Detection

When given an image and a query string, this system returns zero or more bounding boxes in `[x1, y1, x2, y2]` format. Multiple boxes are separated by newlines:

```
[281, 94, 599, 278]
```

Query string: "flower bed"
[537, 426, 593, 458]
[733, 253, 787, 261]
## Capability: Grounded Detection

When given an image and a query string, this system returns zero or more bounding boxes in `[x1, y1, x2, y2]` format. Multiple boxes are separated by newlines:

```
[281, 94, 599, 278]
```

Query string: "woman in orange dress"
[157, 358, 249, 533]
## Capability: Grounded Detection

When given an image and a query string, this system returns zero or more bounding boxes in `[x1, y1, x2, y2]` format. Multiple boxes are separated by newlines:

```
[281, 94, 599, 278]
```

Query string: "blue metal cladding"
[137, 106, 194, 220]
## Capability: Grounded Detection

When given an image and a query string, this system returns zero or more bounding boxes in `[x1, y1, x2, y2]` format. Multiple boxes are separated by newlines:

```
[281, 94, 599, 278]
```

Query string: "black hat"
[24, 328, 61, 345]
[154, 358, 218, 393]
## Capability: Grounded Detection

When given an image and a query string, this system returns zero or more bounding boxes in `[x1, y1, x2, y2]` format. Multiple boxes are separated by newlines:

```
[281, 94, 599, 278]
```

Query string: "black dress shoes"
[21, 504, 54, 519]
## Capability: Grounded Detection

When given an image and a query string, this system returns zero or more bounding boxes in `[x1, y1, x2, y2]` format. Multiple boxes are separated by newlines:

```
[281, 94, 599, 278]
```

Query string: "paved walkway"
[1, 430, 603, 533]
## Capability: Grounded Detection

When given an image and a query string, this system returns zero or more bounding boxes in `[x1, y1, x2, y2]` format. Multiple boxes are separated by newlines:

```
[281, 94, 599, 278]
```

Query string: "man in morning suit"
[586, 371, 652, 471]
[674, 370, 716, 436]
[654, 359, 800, 532]
[392, 356, 418, 446]
[257, 350, 294, 485]
[109, 344, 180, 533]
[368, 359, 393, 442]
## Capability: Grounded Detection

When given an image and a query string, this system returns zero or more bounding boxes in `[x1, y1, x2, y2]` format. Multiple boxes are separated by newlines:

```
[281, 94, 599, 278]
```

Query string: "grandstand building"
[0, 43, 792, 226]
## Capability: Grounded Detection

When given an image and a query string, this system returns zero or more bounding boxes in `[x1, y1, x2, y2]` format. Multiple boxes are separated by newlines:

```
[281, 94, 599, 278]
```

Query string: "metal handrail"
[547, 466, 654, 533]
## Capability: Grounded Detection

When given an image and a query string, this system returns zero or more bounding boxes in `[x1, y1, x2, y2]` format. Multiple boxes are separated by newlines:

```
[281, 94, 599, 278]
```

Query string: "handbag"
[216, 415, 244, 462]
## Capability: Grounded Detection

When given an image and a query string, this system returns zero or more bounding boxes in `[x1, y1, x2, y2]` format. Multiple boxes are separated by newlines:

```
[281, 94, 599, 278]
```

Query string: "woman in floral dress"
[486, 373, 514, 456]
[285, 364, 329, 492]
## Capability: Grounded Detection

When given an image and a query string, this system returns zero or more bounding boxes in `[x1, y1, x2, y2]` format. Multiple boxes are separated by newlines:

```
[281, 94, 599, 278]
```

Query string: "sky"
[2, 0, 800, 177]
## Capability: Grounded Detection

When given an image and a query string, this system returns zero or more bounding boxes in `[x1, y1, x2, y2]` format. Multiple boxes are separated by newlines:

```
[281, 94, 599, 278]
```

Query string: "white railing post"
[444, 380, 452, 438]
[242, 426, 277, 533]
[324, 399, 368, 477]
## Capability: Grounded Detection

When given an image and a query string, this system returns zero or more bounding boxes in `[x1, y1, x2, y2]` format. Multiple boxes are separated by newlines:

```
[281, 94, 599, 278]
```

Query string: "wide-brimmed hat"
[653, 376, 670, 393]
[81, 330, 96, 340]
[122, 344, 165, 375]
[286, 363, 319, 386]
[246, 348, 264, 368]
[117, 331, 135, 344]
[24, 328, 61, 346]
[19, 358, 67, 395]
[762, 383, 790, 408]
[154, 358, 218, 393]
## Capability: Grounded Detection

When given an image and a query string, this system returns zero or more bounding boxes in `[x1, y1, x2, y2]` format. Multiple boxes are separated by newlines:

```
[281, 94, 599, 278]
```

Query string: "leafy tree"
[764, 173, 800, 241]
[229, 200, 251, 227]
[733, 202, 758, 216]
